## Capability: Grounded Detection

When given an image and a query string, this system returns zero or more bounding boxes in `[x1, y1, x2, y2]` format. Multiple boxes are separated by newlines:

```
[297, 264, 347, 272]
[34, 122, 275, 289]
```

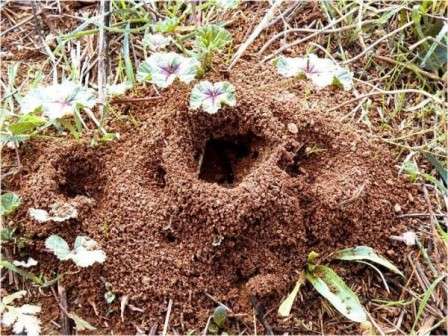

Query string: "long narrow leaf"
[0, 260, 43, 286]
[424, 153, 448, 187]
[123, 23, 135, 84]
[332, 246, 404, 277]
[306, 265, 367, 323]
[278, 273, 305, 317]
[411, 274, 446, 333]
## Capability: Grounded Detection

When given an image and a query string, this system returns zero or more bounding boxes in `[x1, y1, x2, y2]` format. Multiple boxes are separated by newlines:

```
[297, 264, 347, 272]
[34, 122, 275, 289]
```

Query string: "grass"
[0, 0, 447, 335]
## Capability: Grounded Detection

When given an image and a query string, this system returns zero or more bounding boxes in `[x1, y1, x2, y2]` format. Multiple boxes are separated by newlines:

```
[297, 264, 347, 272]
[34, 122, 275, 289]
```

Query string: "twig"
[261, 6, 358, 63]
[162, 299, 173, 336]
[228, 0, 284, 70]
[328, 89, 447, 112]
[0, 10, 42, 37]
[342, 21, 413, 65]
[374, 54, 442, 81]
[110, 96, 162, 103]
[58, 284, 72, 336]
[258, 19, 377, 55]
[97, 0, 111, 126]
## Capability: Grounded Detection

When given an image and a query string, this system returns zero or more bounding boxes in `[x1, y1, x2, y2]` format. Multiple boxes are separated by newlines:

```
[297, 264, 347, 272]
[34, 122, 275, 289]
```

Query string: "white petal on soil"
[13, 258, 38, 268]
[28, 208, 50, 223]
[390, 230, 417, 246]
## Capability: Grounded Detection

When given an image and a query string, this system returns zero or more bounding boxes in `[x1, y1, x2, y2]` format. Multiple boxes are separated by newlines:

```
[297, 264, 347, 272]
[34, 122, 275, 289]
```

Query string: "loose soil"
[2, 60, 425, 334]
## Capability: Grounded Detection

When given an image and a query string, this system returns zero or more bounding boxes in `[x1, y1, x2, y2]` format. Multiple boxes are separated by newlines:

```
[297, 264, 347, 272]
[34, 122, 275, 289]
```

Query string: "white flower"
[137, 52, 200, 88]
[190, 81, 236, 114]
[142, 33, 171, 51]
[276, 54, 353, 90]
[20, 81, 96, 120]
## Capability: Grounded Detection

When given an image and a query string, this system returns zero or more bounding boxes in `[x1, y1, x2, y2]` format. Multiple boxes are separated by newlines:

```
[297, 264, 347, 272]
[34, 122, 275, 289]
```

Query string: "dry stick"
[342, 21, 413, 65]
[328, 89, 447, 112]
[261, 6, 358, 63]
[228, 0, 284, 70]
[374, 54, 442, 81]
[58, 284, 72, 336]
[162, 299, 173, 336]
[97, 0, 110, 126]
[110, 96, 162, 103]
[258, 19, 377, 55]
[0, 10, 42, 37]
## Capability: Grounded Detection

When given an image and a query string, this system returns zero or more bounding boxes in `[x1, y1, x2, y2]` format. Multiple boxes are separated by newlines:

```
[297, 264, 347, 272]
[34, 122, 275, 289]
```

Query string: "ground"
[1, 1, 447, 335]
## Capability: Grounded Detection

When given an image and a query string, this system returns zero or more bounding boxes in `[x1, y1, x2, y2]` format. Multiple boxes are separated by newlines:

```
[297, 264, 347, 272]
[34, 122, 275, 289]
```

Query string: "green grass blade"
[123, 23, 136, 84]
[424, 153, 448, 187]
[305, 265, 367, 323]
[0, 260, 43, 286]
[332, 246, 404, 277]
[411, 274, 446, 333]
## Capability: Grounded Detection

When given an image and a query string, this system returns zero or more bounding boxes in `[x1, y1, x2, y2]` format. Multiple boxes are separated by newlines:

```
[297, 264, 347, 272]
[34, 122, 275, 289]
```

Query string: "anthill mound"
[5, 62, 422, 333]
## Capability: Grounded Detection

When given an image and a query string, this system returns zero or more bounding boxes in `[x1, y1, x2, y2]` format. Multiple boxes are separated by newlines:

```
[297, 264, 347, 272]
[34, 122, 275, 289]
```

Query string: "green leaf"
[332, 246, 404, 277]
[424, 153, 448, 187]
[420, 22, 448, 70]
[411, 274, 446, 333]
[194, 24, 232, 54]
[123, 23, 135, 84]
[9, 115, 46, 135]
[1, 290, 27, 306]
[67, 312, 96, 331]
[278, 273, 305, 317]
[45, 235, 71, 261]
[153, 17, 179, 33]
[0, 260, 44, 286]
[1, 192, 21, 216]
[306, 265, 367, 323]
[212, 305, 227, 328]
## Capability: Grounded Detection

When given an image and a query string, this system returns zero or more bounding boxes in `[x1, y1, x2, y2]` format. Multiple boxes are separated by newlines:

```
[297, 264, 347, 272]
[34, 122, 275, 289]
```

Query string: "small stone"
[385, 179, 394, 186]
[394, 203, 401, 213]
[287, 123, 298, 134]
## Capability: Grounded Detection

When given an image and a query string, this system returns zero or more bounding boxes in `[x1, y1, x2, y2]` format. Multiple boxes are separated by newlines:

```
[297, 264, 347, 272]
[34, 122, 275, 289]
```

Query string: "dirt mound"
[5, 61, 422, 333]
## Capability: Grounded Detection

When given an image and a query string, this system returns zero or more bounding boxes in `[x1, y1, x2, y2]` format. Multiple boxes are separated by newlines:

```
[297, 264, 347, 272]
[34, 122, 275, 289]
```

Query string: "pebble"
[287, 123, 298, 134]
[394, 203, 402, 213]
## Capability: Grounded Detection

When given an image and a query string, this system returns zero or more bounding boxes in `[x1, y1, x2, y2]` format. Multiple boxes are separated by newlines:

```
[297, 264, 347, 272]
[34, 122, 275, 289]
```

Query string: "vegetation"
[0, 1, 446, 335]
